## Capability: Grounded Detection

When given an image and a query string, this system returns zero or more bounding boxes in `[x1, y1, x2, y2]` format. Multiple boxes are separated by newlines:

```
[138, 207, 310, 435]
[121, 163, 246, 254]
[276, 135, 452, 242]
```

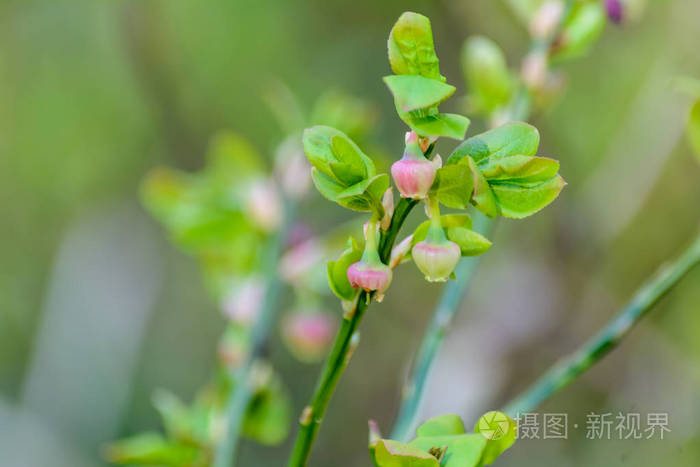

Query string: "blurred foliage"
[1, 0, 699, 466]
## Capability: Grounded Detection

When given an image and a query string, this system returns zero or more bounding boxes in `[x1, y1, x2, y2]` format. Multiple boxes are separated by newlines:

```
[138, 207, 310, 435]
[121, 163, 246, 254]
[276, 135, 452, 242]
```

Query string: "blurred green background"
[1, 0, 699, 465]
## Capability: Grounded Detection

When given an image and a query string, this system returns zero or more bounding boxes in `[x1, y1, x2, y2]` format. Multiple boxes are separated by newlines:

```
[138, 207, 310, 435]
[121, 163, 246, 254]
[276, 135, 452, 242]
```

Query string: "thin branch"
[213, 199, 297, 467]
[388, 0, 577, 441]
[287, 198, 418, 467]
[503, 233, 700, 416]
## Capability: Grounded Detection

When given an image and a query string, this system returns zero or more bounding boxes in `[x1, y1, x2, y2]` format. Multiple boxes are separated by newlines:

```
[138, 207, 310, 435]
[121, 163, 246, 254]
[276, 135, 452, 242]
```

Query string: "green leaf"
[412, 214, 473, 247]
[152, 390, 194, 442]
[474, 411, 517, 466]
[310, 89, 378, 142]
[327, 237, 363, 301]
[303, 126, 376, 183]
[416, 415, 467, 437]
[310, 167, 346, 202]
[430, 164, 474, 210]
[410, 434, 487, 467]
[384, 75, 456, 113]
[206, 131, 265, 187]
[388, 12, 443, 81]
[374, 440, 440, 467]
[330, 134, 371, 180]
[479, 155, 559, 183]
[461, 36, 513, 115]
[104, 433, 201, 467]
[687, 100, 700, 162]
[446, 227, 492, 256]
[141, 167, 190, 223]
[467, 158, 499, 218]
[243, 373, 292, 445]
[447, 122, 540, 165]
[404, 112, 471, 140]
[491, 174, 566, 218]
[551, 2, 605, 62]
[336, 174, 390, 214]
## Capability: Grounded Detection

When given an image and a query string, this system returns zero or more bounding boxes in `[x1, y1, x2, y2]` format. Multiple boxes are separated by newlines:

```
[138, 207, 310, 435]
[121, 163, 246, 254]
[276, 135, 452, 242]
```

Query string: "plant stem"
[503, 233, 700, 416]
[390, 213, 495, 441]
[388, 0, 579, 441]
[213, 199, 296, 467]
[288, 198, 417, 467]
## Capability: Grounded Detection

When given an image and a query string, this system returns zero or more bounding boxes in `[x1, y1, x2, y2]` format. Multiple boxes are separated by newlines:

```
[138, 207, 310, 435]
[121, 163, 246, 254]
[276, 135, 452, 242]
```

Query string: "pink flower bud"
[221, 276, 263, 324]
[391, 156, 438, 200]
[245, 178, 282, 232]
[605, 0, 623, 23]
[412, 240, 461, 282]
[282, 311, 336, 363]
[279, 238, 324, 284]
[392, 132, 439, 200]
[347, 261, 392, 294]
[530, 1, 564, 39]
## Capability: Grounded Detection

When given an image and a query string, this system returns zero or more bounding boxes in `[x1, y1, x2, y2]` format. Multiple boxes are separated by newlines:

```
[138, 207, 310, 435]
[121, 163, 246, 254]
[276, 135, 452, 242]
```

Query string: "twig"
[503, 233, 700, 416]
[287, 198, 418, 466]
[388, 0, 576, 441]
[213, 199, 297, 467]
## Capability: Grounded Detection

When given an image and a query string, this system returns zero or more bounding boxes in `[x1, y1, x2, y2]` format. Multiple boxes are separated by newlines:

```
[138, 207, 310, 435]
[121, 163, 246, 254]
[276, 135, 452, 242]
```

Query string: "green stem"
[213, 199, 296, 467]
[390, 213, 496, 441]
[503, 233, 700, 416]
[287, 198, 417, 467]
[389, 0, 577, 441]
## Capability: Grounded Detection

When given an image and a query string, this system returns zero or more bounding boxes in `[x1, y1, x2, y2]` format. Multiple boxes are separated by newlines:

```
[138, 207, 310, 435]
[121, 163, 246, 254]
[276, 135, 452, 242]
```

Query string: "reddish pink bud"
[347, 261, 392, 294]
[412, 240, 461, 282]
[282, 311, 336, 362]
[279, 238, 324, 284]
[392, 133, 439, 200]
[221, 277, 263, 324]
[391, 157, 438, 200]
[245, 178, 282, 232]
[605, 0, 623, 23]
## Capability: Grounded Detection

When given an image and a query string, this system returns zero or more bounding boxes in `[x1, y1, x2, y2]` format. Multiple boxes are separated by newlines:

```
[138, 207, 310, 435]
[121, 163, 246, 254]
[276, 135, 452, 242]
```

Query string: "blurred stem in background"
[214, 199, 297, 467]
[504, 232, 700, 416]
[389, 0, 575, 442]
[287, 197, 418, 466]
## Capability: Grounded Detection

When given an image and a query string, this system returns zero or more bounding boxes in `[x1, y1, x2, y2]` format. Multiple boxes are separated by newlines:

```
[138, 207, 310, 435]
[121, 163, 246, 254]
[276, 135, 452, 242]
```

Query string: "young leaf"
[446, 227, 492, 256]
[490, 174, 566, 218]
[466, 158, 499, 218]
[243, 373, 292, 445]
[430, 164, 474, 210]
[416, 414, 467, 437]
[327, 237, 363, 301]
[384, 75, 456, 113]
[412, 214, 473, 247]
[303, 126, 376, 184]
[461, 36, 513, 115]
[404, 112, 471, 140]
[141, 167, 190, 223]
[478, 155, 560, 183]
[410, 434, 487, 467]
[448, 122, 540, 165]
[310, 167, 346, 203]
[388, 12, 443, 81]
[310, 89, 378, 142]
[474, 411, 517, 466]
[374, 439, 440, 467]
[104, 433, 201, 467]
[206, 131, 265, 187]
[687, 100, 700, 162]
[330, 134, 371, 180]
[336, 174, 390, 214]
[551, 2, 605, 62]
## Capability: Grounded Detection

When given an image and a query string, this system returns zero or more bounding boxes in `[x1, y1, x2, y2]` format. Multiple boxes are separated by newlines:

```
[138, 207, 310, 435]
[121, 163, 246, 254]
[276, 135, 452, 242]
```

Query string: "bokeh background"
[2, 0, 700, 466]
